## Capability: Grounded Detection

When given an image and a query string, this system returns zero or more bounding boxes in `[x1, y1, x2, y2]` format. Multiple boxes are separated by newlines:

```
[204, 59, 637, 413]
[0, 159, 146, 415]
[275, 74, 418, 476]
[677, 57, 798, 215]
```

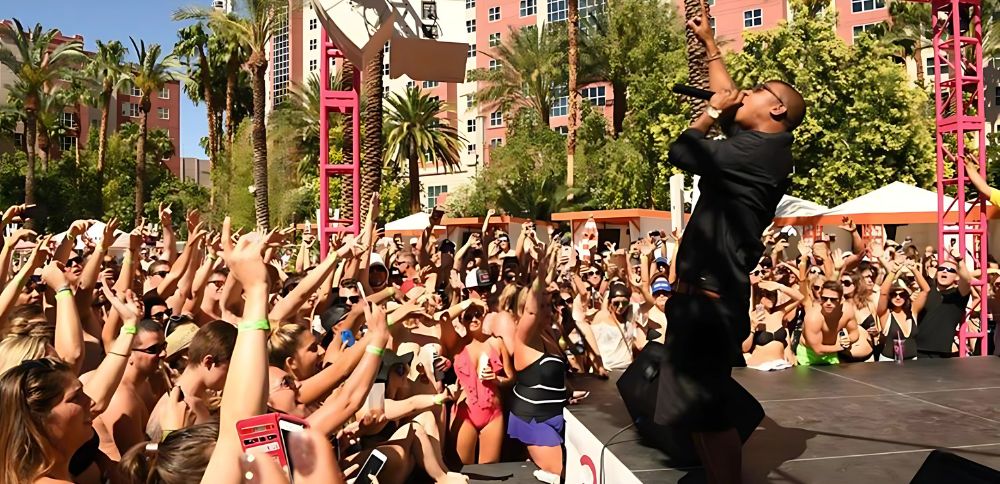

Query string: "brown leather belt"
[672, 281, 721, 300]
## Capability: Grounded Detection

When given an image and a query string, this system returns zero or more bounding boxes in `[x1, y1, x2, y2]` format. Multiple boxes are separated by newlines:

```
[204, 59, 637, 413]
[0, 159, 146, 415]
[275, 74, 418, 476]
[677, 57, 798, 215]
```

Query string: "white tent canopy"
[775, 194, 828, 219]
[824, 181, 966, 216]
[385, 212, 443, 233]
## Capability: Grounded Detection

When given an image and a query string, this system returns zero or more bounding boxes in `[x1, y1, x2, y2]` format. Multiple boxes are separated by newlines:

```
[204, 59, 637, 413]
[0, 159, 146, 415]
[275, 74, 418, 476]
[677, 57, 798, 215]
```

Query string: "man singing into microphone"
[654, 1, 806, 482]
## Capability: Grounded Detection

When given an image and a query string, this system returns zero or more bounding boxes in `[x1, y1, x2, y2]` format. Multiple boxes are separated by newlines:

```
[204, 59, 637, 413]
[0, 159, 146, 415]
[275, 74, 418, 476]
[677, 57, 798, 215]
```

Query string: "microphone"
[671, 83, 714, 101]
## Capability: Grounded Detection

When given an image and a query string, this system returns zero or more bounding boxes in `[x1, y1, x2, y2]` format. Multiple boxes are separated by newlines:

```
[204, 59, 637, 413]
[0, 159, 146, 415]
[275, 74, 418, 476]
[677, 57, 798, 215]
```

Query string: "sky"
[5, 0, 210, 159]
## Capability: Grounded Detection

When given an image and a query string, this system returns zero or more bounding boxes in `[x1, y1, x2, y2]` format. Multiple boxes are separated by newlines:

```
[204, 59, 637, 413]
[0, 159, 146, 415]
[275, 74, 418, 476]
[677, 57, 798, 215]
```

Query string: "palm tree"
[84, 39, 128, 202]
[682, 0, 709, 121]
[880, 2, 932, 87]
[126, 38, 180, 227]
[175, 23, 219, 161]
[121, 123, 176, 163]
[212, 23, 247, 151]
[175, 0, 287, 230]
[272, 71, 343, 178]
[340, 60, 358, 221]
[470, 24, 567, 126]
[566, 0, 580, 190]
[34, 87, 70, 166]
[361, 52, 384, 223]
[384, 87, 464, 213]
[0, 19, 84, 204]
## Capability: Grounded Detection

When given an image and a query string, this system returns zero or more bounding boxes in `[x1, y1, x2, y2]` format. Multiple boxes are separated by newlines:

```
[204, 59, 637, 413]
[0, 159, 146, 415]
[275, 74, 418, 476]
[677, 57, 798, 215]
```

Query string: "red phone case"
[236, 413, 309, 476]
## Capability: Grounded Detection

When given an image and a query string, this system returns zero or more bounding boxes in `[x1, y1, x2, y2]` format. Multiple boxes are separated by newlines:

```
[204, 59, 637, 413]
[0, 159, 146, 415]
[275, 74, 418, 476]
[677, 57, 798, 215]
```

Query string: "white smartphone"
[354, 449, 388, 484]
[277, 419, 306, 479]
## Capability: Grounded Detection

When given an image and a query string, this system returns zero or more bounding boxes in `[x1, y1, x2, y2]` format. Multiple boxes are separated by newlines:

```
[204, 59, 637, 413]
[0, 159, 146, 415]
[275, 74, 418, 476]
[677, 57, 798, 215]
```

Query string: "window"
[309, 39, 317, 50]
[520, 0, 537, 16]
[159, 87, 170, 99]
[467, 119, 477, 132]
[582, 85, 606, 106]
[551, 85, 568, 117]
[490, 137, 503, 147]
[157, 107, 170, 120]
[710, 17, 715, 34]
[383, 85, 390, 95]
[467, 143, 476, 153]
[579, 0, 604, 18]
[422, 1, 437, 19]
[925, 56, 950, 76]
[123, 102, 141, 118]
[488, 6, 501, 22]
[61, 112, 78, 129]
[744, 9, 762, 28]
[467, 43, 477, 58]
[547, 0, 567, 22]
[407, 80, 417, 88]
[996, 86, 1000, 106]
[466, 96, 473, 109]
[14, 132, 24, 147]
[423, 80, 439, 88]
[707, 0, 714, 4]
[272, 6, 290, 104]
[130, 85, 141, 97]
[466, 19, 476, 33]
[426, 185, 447, 209]
[60, 135, 76, 152]
[466, 0, 475, 8]
[309, 59, 317, 71]
[555, 126, 568, 135]
[852, 23, 878, 42]
[852, 0, 885, 13]
[384, 42, 390, 55]
[309, 18, 317, 30]
[490, 110, 503, 127]
[489, 33, 501, 46]
[489, 59, 502, 71]
[383, 63, 390, 76]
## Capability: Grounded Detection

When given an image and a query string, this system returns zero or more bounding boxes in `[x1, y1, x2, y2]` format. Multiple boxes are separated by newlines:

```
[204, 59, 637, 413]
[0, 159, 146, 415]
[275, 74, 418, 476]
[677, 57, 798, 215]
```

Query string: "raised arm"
[966, 158, 996, 201]
[43, 260, 85, 374]
[0, 235, 50, 331]
[83, 286, 141, 415]
[159, 204, 178, 263]
[154, 224, 205, 300]
[201, 220, 273, 484]
[0, 227, 35, 285]
[53, 220, 91, 263]
[688, 0, 737, 93]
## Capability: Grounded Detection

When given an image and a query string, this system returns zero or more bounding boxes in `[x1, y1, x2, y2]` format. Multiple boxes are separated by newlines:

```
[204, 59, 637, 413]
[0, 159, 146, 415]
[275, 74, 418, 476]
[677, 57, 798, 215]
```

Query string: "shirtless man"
[146, 320, 236, 441]
[85, 319, 166, 460]
[797, 281, 859, 366]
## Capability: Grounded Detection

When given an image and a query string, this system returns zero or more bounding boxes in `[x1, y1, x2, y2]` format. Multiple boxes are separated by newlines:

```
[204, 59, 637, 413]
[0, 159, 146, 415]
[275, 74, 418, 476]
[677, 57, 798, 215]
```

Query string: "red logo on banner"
[580, 454, 597, 484]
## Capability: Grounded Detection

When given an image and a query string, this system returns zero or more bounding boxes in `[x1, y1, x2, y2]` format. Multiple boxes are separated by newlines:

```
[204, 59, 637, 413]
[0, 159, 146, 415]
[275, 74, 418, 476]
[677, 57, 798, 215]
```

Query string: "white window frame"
[130, 85, 141, 97]
[488, 6, 501, 22]
[309, 59, 317, 71]
[467, 119, 477, 132]
[61, 111, 78, 129]
[489, 32, 501, 46]
[489, 110, 503, 127]
[423, 80, 439, 88]
[466, 0, 475, 9]
[426, 185, 448, 209]
[851, 0, 885, 13]
[407, 80, 417, 88]
[582, 85, 606, 106]
[547, 0, 567, 22]
[744, 9, 762, 29]
[468, 43, 477, 58]
[466, 19, 476, 33]
[159, 87, 170, 99]
[520, 0, 537, 17]
[157, 107, 170, 120]
[309, 38, 317, 50]
[490, 137, 503, 147]
[309, 18, 317, 30]
[60, 135, 77, 152]
[489, 59, 501, 71]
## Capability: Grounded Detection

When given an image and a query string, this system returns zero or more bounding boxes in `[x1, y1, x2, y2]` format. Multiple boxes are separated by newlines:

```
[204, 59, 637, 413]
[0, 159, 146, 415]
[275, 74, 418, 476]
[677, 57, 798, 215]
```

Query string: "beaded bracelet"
[365, 345, 385, 357]
[238, 319, 270, 332]
[108, 351, 129, 358]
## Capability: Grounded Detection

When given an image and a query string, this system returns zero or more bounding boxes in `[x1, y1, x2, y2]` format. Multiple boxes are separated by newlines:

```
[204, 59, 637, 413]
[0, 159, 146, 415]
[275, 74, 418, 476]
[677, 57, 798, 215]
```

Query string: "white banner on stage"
[564, 409, 642, 484]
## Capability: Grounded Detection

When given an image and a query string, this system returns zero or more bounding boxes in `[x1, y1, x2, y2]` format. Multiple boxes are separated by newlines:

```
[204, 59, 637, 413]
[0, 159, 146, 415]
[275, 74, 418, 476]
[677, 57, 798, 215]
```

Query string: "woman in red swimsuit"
[448, 302, 514, 464]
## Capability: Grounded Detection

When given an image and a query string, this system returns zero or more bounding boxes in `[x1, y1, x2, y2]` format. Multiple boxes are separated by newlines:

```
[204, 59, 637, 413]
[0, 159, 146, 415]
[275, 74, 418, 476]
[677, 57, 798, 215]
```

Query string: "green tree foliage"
[718, 5, 935, 206]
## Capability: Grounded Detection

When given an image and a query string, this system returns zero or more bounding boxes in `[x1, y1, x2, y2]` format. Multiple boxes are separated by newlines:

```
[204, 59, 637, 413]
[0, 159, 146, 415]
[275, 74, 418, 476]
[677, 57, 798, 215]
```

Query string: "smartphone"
[430, 207, 445, 225]
[340, 330, 356, 348]
[355, 449, 388, 484]
[278, 419, 306, 478]
[237, 413, 309, 482]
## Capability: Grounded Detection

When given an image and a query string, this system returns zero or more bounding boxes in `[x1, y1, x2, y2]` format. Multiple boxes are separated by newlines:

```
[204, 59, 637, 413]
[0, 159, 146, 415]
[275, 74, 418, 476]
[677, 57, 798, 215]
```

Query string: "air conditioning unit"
[213, 0, 225, 9]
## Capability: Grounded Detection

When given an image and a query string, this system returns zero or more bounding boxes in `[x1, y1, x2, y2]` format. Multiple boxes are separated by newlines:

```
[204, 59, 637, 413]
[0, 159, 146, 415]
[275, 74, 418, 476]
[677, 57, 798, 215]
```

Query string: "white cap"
[369, 252, 386, 267]
[409, 237, 418, 246]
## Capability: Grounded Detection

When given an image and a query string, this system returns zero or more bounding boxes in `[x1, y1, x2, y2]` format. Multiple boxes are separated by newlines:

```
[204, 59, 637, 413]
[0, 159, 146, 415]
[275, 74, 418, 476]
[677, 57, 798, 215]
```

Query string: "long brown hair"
[120, 422, 219, 483]
[0, 358, 73, 483]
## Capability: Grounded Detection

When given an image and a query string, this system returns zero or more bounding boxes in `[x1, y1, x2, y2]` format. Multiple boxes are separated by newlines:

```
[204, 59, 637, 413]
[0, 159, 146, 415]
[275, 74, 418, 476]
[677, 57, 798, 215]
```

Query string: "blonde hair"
[267, 324, 309, 370]
[498, 284, 529, 318]
[0, 358, 73, 483]
[0, 335, 49, 375]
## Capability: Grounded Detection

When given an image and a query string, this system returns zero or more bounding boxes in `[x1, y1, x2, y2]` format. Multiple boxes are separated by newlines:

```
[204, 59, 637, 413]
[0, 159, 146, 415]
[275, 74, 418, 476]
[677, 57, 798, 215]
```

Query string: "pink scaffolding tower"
[930, 0, 988, 355]
[318, 29, 361, 258]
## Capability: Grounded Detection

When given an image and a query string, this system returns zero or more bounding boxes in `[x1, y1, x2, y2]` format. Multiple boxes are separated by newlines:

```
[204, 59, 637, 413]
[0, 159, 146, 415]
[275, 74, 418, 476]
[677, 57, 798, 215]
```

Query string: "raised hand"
[227, 232, 269, 287]
[686, 0, 714, 44]
[186, 208, 200, 235]
[158, 203, 173, 229]
[41, 260, 70, 290]
[67, 219, 93, 238]
[104, 287, 142, 323]
[26, 235, 53, 270]
[101, 218, 120, 250]
[757, 280, 783, 291]
[5, 227, 36, 245]
[2, 203, 31, 224]
[838, 217, 857, 233]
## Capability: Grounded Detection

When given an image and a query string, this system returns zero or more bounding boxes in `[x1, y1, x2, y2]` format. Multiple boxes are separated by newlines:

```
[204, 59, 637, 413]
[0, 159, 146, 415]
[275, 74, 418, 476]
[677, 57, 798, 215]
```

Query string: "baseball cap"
[439, 239, 456, 253]
[654, 256, 669, 266]
[409, 237, 418, 246]
[465, 268, 492, 288]
[651, 278, 672, 295]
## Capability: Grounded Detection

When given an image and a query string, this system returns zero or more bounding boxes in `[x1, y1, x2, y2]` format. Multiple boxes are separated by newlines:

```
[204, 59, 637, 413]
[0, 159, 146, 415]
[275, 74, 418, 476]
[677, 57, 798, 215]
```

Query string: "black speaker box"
[616, 342, 764, 467]
[910, 450, 1000, 483]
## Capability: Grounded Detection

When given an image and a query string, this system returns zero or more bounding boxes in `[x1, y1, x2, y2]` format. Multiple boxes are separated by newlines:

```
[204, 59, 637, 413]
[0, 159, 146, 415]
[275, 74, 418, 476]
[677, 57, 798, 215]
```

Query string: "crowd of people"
[0, 191, 992, 484]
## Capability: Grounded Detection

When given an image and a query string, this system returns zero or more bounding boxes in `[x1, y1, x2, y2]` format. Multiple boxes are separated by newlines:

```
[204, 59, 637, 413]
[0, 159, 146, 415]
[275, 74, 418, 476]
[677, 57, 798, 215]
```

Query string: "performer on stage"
[654, 1, 806, 482]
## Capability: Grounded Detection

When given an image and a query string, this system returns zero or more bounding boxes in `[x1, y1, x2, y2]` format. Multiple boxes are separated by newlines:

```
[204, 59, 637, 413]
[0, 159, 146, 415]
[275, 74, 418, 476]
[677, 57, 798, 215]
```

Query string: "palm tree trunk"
[567, 0, 579, 190]
[200, 48, 218, 161]
[250, 58, 271, 231]
[74, 131, 80, 166]
[408, 154, 421, 213]
[37, 123, 50, 171]
[135, 110, 149, 227]
[24, 108, 37, 205]
[226, 62, 237, 151]
[361, 53, 384, 220]
[684, 0, 710, 122]
[612, 79, 627, 136]
[914, 48, 925, 87]
[97, 94, 110, 214]
[340, 60, 357, 222]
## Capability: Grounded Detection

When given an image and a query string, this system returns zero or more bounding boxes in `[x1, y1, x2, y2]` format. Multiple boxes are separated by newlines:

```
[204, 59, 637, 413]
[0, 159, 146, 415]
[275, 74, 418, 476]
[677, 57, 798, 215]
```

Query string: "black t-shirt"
[667, 125, 794, 339]
[916, 286, 969, 353]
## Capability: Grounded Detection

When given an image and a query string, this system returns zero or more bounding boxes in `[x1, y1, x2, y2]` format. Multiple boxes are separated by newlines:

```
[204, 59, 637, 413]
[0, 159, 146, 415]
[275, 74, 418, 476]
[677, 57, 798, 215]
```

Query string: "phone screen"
[277, 420, 305, 479]
[356, 450, 388, 484]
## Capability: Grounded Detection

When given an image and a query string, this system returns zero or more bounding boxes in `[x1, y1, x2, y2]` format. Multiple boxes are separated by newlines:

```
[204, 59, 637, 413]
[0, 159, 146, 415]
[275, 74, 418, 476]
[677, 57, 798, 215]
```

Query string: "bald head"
[767, 80, 806, 131]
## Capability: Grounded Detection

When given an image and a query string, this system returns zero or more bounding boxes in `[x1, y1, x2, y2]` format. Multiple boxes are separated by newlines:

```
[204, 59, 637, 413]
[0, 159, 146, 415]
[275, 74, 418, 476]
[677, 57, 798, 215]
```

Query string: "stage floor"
[566, 357, 1000, 483]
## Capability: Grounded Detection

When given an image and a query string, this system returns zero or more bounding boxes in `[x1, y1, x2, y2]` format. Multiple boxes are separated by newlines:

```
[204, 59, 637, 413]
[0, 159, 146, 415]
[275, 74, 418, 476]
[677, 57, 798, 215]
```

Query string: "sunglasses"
[345, 295, 361, 304]
[751, 270, 766, 276]
[152, 309, 173, 320]
[809, 267, 825, 275]
[611, 299, 628, 307]
[754, 83, 786, 106]
[820, 296, 840, 303]
[586, 271, 600, 277]
[463, 311, 485, 321]
[937, 266, 958, 274]
[133, 342, 166, 355]
[891, 293, 907, 299]
[66, 257, 83, 269]
[24, 280, 47, 294]
[840, 280, 853, 287]
[208, 279, 226, 287]
[151, 270, 169, 278]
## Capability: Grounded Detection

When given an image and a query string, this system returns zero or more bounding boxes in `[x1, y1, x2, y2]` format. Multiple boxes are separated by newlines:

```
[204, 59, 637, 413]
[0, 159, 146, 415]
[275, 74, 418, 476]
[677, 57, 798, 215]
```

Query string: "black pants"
[917, 350, 956, 359]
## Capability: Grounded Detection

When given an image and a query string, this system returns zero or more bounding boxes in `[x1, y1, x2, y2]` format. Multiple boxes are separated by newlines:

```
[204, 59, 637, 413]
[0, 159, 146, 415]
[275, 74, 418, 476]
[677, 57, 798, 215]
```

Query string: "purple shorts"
[507, 412, 564, 447]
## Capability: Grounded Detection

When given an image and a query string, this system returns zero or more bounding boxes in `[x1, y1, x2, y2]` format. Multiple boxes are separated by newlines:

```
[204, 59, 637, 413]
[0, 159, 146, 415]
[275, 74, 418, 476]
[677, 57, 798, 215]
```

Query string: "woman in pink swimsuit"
[448, 303, 514, 464]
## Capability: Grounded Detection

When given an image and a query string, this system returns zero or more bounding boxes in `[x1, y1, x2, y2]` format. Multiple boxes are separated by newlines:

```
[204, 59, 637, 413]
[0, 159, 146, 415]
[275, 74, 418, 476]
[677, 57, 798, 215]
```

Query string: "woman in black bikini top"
[743, 281, 804, 367]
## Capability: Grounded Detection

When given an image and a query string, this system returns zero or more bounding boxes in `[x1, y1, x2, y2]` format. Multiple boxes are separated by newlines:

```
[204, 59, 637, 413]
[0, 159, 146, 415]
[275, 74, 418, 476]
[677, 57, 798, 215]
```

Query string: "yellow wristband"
[238, 319, 270, 332]
[55, 288, 73, 300]
[432, 394, 445, 405]
[387, 315, 395, 327]
[161, 430, 173, 441]
[120, 325, 137, 336]
[365, 345, 384, 357]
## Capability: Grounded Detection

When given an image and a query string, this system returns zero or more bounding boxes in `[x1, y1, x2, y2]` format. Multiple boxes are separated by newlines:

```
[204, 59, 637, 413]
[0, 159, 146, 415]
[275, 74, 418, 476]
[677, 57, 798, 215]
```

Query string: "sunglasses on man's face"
[937, 266, 958, 274]
[151, 270, 169, 278]
[751, 269, 765, 277]
[66, 257, 83, 269]
[809, 267, 824, 275]
[133, 342, 166, 355]
[812, 285, 822, 292]
[345, 295, 361, 304]
[152, 309, 173, 320]
[820, 296, 840, 303]
[463, 311, 485, 322]
[840, 280, 853, 287]
[208, 279, 226, 287]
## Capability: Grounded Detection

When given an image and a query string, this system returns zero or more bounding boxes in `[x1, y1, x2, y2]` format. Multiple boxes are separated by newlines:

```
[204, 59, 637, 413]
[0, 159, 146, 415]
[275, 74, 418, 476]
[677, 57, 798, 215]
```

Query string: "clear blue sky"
[5, 0, 210, 159]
